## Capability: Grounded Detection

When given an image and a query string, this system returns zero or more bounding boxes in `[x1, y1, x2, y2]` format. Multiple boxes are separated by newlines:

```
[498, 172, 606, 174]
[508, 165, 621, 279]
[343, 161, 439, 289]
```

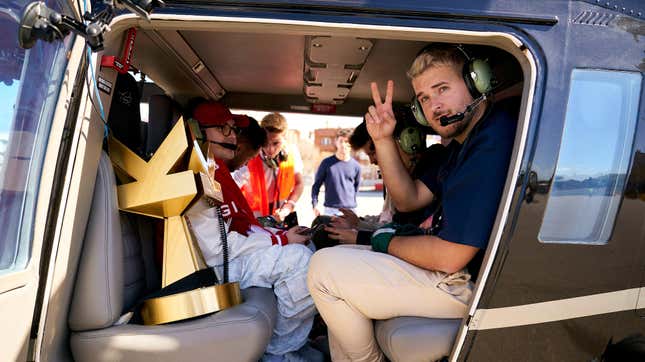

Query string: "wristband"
[371, 225, 396, 253]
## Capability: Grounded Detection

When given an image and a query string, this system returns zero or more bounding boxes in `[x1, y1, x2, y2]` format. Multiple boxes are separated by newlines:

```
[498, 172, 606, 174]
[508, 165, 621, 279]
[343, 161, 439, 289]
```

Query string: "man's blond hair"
[261, 112, 288, 134]
[406, 44, 466, 80]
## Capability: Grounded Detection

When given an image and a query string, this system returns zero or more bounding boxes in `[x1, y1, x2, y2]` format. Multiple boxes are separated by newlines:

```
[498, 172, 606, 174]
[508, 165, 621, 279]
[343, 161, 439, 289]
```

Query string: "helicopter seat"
[68, 80, 277, 361]
[375, 317, 461, 361]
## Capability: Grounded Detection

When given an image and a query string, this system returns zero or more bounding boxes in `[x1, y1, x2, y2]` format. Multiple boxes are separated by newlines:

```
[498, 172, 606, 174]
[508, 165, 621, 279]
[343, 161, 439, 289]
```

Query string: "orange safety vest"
[242, 151, 295, 216]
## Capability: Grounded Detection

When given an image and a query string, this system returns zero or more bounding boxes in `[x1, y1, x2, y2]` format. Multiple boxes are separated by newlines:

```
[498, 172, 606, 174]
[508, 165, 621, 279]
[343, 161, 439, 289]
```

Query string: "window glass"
[539, 69, 642, 244]
[0, 1, 72, 274]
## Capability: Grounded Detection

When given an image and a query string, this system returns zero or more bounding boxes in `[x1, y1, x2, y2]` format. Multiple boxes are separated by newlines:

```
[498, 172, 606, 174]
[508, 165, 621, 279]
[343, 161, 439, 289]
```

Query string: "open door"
[0, 0, 84, 360]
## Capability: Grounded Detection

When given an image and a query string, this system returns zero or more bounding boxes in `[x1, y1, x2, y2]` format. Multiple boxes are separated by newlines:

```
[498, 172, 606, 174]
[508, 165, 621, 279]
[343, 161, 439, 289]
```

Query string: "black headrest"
[146, 94, 181, 157]
[108, 72, 142, 154]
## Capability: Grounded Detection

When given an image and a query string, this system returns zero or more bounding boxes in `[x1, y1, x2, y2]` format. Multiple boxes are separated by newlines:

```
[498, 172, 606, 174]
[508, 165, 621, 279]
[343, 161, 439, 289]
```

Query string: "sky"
[0, 82, 19, 136]
[553, 71, 640, 180]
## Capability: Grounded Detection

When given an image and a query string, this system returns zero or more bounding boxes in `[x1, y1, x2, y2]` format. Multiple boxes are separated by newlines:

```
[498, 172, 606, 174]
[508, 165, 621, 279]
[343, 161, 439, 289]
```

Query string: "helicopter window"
[538, 69, 641, 244]
[0, 1, 72, 274]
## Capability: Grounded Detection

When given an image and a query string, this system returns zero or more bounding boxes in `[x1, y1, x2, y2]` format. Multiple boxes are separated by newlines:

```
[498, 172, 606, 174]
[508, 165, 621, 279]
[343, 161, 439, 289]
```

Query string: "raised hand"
[330, 208, 360, 229]
[365, 80, 397, 142]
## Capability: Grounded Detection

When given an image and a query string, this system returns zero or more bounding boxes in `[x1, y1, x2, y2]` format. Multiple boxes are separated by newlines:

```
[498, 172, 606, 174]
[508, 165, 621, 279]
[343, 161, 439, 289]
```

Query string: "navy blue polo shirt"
[420, 102, 517, 277]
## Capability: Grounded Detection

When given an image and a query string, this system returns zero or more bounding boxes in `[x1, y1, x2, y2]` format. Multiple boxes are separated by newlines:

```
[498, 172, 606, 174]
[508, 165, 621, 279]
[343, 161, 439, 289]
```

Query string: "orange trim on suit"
[242, 152, 295, 216]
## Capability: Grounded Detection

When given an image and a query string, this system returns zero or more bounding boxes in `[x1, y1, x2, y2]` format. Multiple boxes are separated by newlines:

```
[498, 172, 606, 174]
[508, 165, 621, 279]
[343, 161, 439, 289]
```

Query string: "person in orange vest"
[241, 112, 304, 222]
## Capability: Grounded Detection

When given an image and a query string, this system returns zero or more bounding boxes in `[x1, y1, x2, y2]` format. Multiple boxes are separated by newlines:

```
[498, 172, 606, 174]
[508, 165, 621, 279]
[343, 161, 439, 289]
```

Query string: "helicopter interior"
[43, 14, 531, 362]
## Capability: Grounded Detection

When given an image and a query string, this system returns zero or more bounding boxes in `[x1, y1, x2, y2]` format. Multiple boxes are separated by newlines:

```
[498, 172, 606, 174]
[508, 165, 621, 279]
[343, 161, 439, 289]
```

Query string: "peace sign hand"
[366, 80, 397, 142]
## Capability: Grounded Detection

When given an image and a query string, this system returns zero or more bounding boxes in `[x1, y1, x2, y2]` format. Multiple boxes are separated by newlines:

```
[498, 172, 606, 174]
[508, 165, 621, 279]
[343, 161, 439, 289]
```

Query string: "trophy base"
[141, 282, 242, 325]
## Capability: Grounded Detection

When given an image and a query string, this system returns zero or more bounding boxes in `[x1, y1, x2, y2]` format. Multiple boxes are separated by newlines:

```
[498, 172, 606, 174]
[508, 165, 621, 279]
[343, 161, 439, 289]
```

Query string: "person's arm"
[289, 172, 304, 205]
[387, 234, 478, 274]
[311, 161, 326, 209]
[366, 81, 434, 211]
[288, 144, 305, 204]
[275, 172, 303, 221]
[354, 163, 361, 195]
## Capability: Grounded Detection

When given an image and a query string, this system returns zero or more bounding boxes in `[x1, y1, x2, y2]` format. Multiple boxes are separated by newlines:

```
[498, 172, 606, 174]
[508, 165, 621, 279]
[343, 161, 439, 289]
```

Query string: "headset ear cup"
[398, 127, 423, 154]
[463, 58, 494, 98]
[470, 59, 493, 95]
[410, 98, 429, 126]
[462, 60, 480, 99]
[278, 149, 287, 163]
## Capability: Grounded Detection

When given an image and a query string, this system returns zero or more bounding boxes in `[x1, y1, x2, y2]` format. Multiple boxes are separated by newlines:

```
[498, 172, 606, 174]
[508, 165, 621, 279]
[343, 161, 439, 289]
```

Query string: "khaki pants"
[307, 245, 473, 362]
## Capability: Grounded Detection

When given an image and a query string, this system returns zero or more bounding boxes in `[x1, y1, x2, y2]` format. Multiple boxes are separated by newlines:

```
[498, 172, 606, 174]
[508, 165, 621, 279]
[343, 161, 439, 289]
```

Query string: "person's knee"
[307, 247, 343, 293]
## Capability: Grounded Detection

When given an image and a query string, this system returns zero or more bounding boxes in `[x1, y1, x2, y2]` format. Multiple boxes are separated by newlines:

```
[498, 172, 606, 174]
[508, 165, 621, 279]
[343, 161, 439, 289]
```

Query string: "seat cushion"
[71, 287, 277, 362]
[375, 317, 461, 362]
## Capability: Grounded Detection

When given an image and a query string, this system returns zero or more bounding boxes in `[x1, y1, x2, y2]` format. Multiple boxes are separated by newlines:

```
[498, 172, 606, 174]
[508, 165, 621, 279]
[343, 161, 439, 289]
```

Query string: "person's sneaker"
[284, 343, 325, 362]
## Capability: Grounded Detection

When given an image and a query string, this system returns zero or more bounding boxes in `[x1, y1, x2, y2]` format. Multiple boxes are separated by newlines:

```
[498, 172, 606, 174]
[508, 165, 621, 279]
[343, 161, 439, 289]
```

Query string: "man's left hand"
[325, 225, 358, 244]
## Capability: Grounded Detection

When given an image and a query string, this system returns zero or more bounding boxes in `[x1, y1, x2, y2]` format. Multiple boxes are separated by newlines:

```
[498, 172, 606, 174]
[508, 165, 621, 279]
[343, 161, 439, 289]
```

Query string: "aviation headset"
[393, 106, 426, 155]
[262, 148, 288, 169]
[409, 44, 495, 127]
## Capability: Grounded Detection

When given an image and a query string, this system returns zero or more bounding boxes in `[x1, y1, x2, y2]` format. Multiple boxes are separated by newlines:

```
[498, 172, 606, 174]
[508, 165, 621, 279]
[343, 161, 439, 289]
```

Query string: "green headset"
[409, 44, 495, 127]
[394, 106, 425, 155]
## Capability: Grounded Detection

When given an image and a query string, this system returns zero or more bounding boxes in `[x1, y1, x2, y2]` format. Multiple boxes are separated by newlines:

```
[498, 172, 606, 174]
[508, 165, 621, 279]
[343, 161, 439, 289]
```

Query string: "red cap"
[193, 101, 233, 127]
[232, 114, 250, 128]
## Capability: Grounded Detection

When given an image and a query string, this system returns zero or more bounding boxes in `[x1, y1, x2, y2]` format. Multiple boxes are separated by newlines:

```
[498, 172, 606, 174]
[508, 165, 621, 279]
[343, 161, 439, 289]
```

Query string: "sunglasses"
[203, 123, 242, 137]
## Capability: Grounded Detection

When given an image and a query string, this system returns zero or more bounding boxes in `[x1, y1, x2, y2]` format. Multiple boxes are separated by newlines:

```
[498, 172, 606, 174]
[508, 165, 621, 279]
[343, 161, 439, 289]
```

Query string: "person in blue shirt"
[311, 129, 362, 217]
[307, 43, 517, 361]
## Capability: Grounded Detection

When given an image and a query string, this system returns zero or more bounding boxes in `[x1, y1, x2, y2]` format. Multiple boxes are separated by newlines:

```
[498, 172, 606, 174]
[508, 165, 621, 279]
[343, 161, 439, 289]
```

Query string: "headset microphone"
[208, 141, 237, 151]
[439, 94, 487, 127]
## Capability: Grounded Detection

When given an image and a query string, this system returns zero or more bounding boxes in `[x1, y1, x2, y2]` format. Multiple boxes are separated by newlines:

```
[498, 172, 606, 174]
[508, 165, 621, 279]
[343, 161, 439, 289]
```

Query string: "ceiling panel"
[180, 30, 305, 96]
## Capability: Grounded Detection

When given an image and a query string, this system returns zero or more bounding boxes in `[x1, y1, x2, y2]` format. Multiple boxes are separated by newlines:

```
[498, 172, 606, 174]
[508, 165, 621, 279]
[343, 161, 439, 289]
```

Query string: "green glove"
[371, 223, 397, 253]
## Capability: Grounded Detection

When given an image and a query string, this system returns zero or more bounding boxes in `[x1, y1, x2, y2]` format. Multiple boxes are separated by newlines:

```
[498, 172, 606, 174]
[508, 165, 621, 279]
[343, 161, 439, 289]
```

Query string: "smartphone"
[283, 211, 299, 228]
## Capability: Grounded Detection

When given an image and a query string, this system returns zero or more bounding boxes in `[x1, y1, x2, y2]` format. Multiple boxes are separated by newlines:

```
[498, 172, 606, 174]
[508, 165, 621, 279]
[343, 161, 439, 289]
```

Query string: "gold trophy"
[108, 118, 242, 325]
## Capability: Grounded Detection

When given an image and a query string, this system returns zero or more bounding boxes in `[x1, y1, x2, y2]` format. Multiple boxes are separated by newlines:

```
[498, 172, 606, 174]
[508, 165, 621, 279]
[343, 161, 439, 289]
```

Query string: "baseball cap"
[192, 101, 233, 127]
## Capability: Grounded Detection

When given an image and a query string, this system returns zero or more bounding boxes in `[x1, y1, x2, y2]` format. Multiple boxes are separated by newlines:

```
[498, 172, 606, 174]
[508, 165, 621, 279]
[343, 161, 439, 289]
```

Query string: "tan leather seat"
[69, 153, 277, 362]
[375, 317, 461, 362]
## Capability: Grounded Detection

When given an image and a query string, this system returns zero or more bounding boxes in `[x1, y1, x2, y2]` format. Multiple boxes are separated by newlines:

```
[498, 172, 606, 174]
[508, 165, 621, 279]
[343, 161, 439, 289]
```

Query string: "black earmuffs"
[409, 44, 495, 127]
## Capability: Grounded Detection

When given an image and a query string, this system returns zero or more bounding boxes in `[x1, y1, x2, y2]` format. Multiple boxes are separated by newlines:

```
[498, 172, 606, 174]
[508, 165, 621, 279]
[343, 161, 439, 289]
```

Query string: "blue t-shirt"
[420, 103, 517, 276]
[312, 155, 362, 208]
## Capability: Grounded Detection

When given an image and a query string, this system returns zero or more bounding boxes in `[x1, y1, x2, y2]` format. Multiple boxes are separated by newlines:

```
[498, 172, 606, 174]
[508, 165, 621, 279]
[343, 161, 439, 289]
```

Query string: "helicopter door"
[0, 1, 85, 360]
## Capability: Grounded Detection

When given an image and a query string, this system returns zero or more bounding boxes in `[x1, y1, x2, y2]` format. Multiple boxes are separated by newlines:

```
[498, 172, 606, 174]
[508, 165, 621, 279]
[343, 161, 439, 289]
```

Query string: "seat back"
[69, 152, 158, 331]
[69, 153, 126, 331]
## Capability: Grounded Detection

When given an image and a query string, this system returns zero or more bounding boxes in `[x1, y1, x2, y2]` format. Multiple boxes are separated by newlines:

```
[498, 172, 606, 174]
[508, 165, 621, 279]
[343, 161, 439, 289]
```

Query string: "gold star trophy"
[108, 118, 242, 325]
